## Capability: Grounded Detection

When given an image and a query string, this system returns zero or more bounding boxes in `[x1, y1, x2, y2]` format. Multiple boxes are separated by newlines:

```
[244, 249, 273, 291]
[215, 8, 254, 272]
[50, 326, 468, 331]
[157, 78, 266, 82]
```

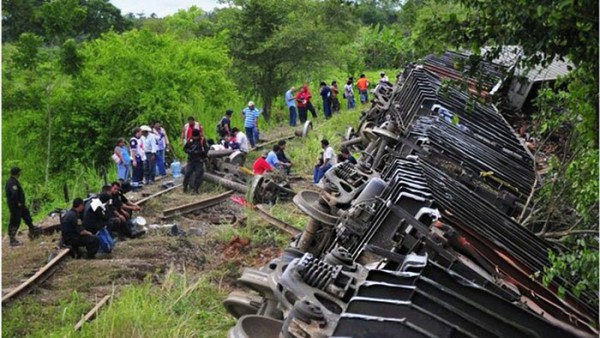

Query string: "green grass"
[76, 271, 234, 338]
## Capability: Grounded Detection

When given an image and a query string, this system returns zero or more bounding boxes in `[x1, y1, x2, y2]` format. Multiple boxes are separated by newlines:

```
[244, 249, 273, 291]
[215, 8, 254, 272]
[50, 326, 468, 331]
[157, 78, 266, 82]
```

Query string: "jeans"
[359, 89, 368, 103]
[156, 149, 167, 176]
[117, 162, 131, 181]
[245, 127, 256, 147]
[132, 156, 144, 183]
[313, 163, 332, 183]
[289, 106, 297, 126]
[144, 152, 156, 183]
[323, 100, 332, 119]
[332, 98, 340, 113]
[346, 96, 356, 109]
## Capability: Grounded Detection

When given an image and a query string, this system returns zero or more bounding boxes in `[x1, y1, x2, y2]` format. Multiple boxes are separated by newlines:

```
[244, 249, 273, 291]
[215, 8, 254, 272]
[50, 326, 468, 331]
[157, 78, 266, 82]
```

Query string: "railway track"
[2, 248, 72, 305]
[254, 204, 302, 237]
[161, 190, 234, 219]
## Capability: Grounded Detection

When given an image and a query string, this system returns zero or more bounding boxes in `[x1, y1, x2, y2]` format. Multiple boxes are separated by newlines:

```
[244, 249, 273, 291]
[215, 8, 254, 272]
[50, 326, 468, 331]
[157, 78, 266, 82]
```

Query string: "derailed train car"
[223, 59, 599, 338]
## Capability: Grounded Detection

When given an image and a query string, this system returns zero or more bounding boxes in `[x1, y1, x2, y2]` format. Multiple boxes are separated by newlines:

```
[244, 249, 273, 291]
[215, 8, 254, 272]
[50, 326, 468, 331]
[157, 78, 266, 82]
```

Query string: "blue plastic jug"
[171, 161, 182, 178]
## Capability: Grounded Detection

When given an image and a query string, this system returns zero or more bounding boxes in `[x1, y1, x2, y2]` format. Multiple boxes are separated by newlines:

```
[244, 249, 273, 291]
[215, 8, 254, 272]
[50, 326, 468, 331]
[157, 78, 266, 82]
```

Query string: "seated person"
[276, 140, 292, 174]
[267, 145, 291, 171]
[339, 147, 357, 164]
[115, 182, 141, 217]
[61, 198, 100, 259]
[224, 134, 240, 150]
[83, 193, 111, 234]
[253, 151, 273, 175]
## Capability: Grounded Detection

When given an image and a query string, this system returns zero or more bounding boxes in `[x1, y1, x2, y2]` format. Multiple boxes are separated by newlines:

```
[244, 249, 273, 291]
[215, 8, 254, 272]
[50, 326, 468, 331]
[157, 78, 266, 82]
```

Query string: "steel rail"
[74, 294, 112, 331]
[2, 248, 72, 305]
[254, 204, 302, 237]
[134, 183, 183, 206]
[161, 190, 234, 219]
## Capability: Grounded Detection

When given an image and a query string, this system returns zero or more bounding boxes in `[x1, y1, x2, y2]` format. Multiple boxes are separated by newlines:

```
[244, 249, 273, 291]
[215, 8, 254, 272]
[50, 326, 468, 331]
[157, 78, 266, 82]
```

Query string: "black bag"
[342, 93, 346, 99]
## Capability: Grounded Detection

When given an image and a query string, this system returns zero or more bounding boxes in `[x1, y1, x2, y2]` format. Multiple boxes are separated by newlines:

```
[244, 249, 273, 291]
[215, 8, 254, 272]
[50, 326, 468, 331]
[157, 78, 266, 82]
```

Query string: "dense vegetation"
[2, 0, 597, 310]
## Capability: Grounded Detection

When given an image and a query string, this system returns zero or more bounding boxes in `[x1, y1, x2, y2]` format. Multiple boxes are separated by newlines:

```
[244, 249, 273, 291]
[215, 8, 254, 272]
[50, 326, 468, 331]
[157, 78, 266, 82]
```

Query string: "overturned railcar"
[224, 62, 598, 338]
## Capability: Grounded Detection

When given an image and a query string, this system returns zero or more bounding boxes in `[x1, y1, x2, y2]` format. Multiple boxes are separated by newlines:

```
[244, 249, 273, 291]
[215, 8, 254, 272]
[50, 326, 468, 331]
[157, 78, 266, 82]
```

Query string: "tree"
[1, 0, 45, 42]
[225, 0, 355, 120]
[80, 0, 133, 39]
[60, 39, 82, 76]
[12, 33, 44, 70]
[37, 0, 87, 44]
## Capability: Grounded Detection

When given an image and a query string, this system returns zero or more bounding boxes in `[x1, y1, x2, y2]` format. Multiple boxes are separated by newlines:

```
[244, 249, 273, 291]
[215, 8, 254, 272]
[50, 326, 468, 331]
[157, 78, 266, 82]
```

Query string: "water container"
[171, 161, 182, 178]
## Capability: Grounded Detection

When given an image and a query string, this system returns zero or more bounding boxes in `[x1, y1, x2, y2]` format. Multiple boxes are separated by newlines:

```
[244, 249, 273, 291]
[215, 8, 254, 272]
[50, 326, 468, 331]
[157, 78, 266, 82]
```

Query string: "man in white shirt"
[313, 139, 336, 183]
[141, 125, 158, 184]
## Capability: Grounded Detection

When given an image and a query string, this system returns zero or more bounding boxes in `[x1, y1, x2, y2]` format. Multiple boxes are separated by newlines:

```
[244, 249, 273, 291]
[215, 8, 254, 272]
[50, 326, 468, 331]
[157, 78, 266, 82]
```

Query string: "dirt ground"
[1, 130, 307, 331]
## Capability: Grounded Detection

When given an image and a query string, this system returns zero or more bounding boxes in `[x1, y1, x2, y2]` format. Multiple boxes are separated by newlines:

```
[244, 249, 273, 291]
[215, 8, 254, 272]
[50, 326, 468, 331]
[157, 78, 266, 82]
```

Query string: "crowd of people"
[5, 72, 382, 251]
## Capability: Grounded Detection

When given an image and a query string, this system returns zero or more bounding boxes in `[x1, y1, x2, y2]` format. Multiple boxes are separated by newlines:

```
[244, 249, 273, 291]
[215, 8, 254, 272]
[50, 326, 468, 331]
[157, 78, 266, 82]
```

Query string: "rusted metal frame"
[134, 183, 183, 206]
[74, 294, 112, 331]
[161, 190, 234, 219]
[2, 248, 71, 305]
[254, 204, 302, 237]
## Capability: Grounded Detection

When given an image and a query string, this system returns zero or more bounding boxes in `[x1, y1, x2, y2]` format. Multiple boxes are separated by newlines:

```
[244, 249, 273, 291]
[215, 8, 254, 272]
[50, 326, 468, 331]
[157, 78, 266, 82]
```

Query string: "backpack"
[97, 227, 116, 253]
[216, 117, 226, 136]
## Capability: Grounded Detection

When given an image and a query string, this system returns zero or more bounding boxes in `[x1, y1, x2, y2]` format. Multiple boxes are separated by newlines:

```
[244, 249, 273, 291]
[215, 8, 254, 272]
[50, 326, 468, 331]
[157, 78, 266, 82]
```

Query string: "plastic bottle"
[171, 160, 182, 178]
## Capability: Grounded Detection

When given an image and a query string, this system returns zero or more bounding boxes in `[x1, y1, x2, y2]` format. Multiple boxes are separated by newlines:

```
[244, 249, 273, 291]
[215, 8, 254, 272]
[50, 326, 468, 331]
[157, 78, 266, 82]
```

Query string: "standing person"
[296, 84, 317, 123]
[181, 116, 202, 145]
[356, 74, 370, 104]
[130, 127, 145, 186]
[141, 125, 157, 185]
[114, 138, 131, 181]
[330, 81, 340, 114]
[5, 167, 40, 246]
[285, 87, 298, 127]
[217, 109, 233, 139]
[319, 81, 332, 119]
[183, 129, 209, 194]
[60, 198, 100, 259]
[344, 80, 355, 110]
[242, 101, 261, 148]
[313, 139, 336, 184]
[153, 121, 169, 177]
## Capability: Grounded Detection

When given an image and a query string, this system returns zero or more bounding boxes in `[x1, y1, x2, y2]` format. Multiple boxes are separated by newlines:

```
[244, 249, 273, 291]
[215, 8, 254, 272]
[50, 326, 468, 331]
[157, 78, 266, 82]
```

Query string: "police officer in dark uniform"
[183, 129, 209, 194]
[83, 193, 111, 234]
[5, 167, 40, 246]
[61, 198, 100, 259]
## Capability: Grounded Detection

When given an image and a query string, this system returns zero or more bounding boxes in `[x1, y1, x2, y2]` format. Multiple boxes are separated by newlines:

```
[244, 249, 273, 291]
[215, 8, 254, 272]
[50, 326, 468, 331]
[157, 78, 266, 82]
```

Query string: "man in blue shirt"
[267, 144, 291, 172]
[320, 81, 332, 119]
[285, 87, 297, 127]
[242, 101, 261, 147]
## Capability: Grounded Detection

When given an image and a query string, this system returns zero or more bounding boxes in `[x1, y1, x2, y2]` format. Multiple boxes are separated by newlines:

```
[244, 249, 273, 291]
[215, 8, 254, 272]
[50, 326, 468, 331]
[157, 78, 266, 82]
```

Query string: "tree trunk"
[262, 96, 272, 122]
[45, 86, 52, 187]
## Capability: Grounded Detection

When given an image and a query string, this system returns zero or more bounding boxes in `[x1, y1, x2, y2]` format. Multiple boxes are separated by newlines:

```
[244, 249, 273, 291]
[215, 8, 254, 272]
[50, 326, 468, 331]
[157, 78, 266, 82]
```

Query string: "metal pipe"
[297, 218, 322, 252]
[340, 137, 363, 149]
[203, 172, 248, 193]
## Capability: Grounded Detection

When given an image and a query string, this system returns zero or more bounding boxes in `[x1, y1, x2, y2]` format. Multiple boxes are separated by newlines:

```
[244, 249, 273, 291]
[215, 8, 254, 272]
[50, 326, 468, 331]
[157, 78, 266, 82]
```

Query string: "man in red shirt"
[253, 151, 273, 175]
[181, 116, 203, 145]
[296, 83, 317, 123]
[356, 74, 370, 104]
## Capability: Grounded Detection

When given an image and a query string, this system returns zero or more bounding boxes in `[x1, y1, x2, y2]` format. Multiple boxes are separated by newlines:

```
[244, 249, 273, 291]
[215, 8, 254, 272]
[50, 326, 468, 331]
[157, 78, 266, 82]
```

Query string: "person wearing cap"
[83, 192, 111, 234]
[181, 116, 202, 145]
[285, 87, 297, 127]
[4, 167, 40, 246]
[253, 151, 273, 175]
[242, 101, 261, 147]
[183, 129, 210, 194]
[141, 125, 158, 185]
[61, 198, 100, 259]
[313, 139, 337, 184]
[153, 121, 170, 177]
[217, 109, 233, 138]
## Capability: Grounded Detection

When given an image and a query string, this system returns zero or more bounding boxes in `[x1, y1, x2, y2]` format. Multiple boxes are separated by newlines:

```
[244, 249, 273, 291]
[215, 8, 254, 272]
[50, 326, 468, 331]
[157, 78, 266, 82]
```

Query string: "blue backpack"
[97, 227, 116, 253]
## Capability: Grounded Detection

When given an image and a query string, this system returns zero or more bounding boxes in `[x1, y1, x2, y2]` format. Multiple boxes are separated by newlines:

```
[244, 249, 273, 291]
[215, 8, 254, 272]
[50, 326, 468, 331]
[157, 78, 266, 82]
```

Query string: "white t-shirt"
[236, 131, 250, 152]
[138, 136, 147, 161]
[323, 146, 336, 165]
[344, 84, 354, 97]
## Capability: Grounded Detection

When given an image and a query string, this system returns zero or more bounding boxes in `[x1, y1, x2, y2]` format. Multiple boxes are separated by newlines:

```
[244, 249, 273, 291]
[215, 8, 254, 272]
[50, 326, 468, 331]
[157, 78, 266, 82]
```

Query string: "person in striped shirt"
[242, 101, 261, 147]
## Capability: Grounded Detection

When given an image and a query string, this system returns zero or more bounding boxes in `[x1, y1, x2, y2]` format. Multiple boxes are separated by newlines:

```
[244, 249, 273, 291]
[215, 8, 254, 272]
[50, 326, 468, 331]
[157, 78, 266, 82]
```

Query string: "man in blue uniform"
[61, 198, 99, 259]
[5, 167, 40, 246]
